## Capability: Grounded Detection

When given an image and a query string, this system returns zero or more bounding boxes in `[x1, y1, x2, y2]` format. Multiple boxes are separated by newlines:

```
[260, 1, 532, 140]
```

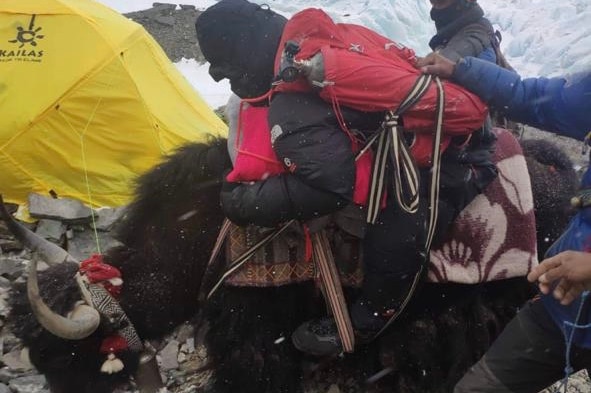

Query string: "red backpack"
[272, 8, 487, 139]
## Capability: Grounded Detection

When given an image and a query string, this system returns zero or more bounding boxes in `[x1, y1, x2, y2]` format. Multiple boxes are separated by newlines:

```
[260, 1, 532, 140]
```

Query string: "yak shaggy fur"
[203, 138, 576, 393]
[7, 137, 577, 393]
[521, 139, 577, 257]
[9, 139, 230, 393]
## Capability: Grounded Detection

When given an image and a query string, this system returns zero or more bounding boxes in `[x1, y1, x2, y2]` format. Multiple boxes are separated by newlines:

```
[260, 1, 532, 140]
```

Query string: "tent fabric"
[0, 0, 227, 207]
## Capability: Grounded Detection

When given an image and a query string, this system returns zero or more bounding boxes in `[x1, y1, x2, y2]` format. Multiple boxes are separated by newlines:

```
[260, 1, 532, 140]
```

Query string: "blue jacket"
[452, 57, 591, 347]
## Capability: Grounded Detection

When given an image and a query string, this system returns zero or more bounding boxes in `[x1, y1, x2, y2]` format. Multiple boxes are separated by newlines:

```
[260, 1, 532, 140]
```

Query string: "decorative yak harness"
[75, 254, 152, 374]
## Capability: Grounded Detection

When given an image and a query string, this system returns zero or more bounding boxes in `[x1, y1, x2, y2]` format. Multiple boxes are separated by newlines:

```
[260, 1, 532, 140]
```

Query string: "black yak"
[520, 138, 578, 257]
[4, 139, 230, 393]
[1, 134, 576, 393]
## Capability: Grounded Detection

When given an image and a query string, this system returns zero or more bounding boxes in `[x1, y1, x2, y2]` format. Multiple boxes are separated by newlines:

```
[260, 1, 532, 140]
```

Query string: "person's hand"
[527, 251, 591, 305]
[415, 52, 456, 79]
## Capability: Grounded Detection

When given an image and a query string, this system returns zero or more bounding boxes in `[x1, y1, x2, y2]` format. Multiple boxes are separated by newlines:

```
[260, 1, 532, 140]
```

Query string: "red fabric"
[273, 8, 488, 135]
[225, 104, 284, 183]
[80, 254, 122, 297]
[99, 335, 128, 354]
[352, 148, 374, 205]
[302, 224, 313, 262]
[411, 134, 451, 167]
[226, 105, 375, 206]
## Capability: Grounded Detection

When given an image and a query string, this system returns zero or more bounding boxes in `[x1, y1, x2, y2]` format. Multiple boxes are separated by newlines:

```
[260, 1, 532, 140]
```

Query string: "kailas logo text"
[1, 15, 45, 62]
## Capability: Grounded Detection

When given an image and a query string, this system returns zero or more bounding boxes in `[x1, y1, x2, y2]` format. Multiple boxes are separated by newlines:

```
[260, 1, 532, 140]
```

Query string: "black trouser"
[455, 298, 591, 393]
[352, 190, 429, 331]
[352, 158, 484, 332]
[352, 123, 498, 332]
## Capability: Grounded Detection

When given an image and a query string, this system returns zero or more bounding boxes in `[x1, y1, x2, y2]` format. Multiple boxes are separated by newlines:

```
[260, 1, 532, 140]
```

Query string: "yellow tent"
[0, 0, 227, 207]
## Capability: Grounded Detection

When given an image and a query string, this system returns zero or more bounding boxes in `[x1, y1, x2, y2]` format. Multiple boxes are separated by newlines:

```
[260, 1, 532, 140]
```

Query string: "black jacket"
[221, 93, 383, 228]
[435, 19, 495, 62]
[429, 4, 499, 193]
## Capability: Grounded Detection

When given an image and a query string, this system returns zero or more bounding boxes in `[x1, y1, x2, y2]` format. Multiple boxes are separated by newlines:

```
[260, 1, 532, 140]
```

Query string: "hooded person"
[196, 0, 287, 99]
[427, 0, 502, 192]
[428, 0, 497, 63]
[196, 0, 494, 356]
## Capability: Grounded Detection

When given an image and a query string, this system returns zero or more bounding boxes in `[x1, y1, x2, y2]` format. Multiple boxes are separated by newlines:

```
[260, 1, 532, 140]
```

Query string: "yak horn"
[27, 256, 100, 340]
[0, 194, 78, 266]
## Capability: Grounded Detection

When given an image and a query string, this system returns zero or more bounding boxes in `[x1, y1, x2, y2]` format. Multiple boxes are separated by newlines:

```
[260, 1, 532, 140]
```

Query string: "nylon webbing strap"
[206, 219, 297, 299]
[366, 74, 432, 224]
[374, 76, 446, 338]
[388, 113, 421, 213]
[312, 230, 355, 353]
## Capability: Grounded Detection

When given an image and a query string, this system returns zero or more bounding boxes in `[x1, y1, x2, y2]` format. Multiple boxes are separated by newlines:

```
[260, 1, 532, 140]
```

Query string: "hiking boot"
[291, 316, 383, 356]
[291, 317, 342, 356]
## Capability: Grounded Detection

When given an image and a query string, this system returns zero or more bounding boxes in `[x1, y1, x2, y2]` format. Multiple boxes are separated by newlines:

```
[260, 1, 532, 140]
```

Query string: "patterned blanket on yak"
[225, 128, 537, 286]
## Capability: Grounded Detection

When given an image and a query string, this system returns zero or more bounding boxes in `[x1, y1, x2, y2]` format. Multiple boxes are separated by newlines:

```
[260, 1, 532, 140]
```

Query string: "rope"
[56, 70, 115, 255]
[374, 76, 446, 338]
[198, 218, 232, 303]
[388, 112, 421, 214]
[424, 77, 445, 252]
[557, 290, 591, 392]
[206, 219, 297, 299]
[56, 106, 103, 254]
[366, 74, 432, 224]
[79, 136, 102, 254]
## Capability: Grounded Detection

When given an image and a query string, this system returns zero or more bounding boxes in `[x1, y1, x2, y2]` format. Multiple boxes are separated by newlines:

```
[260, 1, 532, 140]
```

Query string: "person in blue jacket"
[417, 53, 591, 392]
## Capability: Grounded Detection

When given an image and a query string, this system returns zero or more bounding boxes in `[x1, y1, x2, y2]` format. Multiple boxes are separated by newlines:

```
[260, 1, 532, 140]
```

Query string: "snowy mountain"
[96, 0, 590, 108]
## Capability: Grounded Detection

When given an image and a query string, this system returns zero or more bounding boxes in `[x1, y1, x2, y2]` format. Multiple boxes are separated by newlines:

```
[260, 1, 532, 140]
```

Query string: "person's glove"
[220, 180, 249, 226]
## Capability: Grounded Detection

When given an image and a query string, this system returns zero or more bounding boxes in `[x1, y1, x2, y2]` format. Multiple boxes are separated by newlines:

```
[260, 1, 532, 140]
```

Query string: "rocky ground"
[0, 2, 588, 393]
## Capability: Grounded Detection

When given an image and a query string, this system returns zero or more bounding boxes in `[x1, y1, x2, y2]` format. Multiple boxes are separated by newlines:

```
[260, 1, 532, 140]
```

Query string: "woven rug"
[428, 128, 537, 283]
